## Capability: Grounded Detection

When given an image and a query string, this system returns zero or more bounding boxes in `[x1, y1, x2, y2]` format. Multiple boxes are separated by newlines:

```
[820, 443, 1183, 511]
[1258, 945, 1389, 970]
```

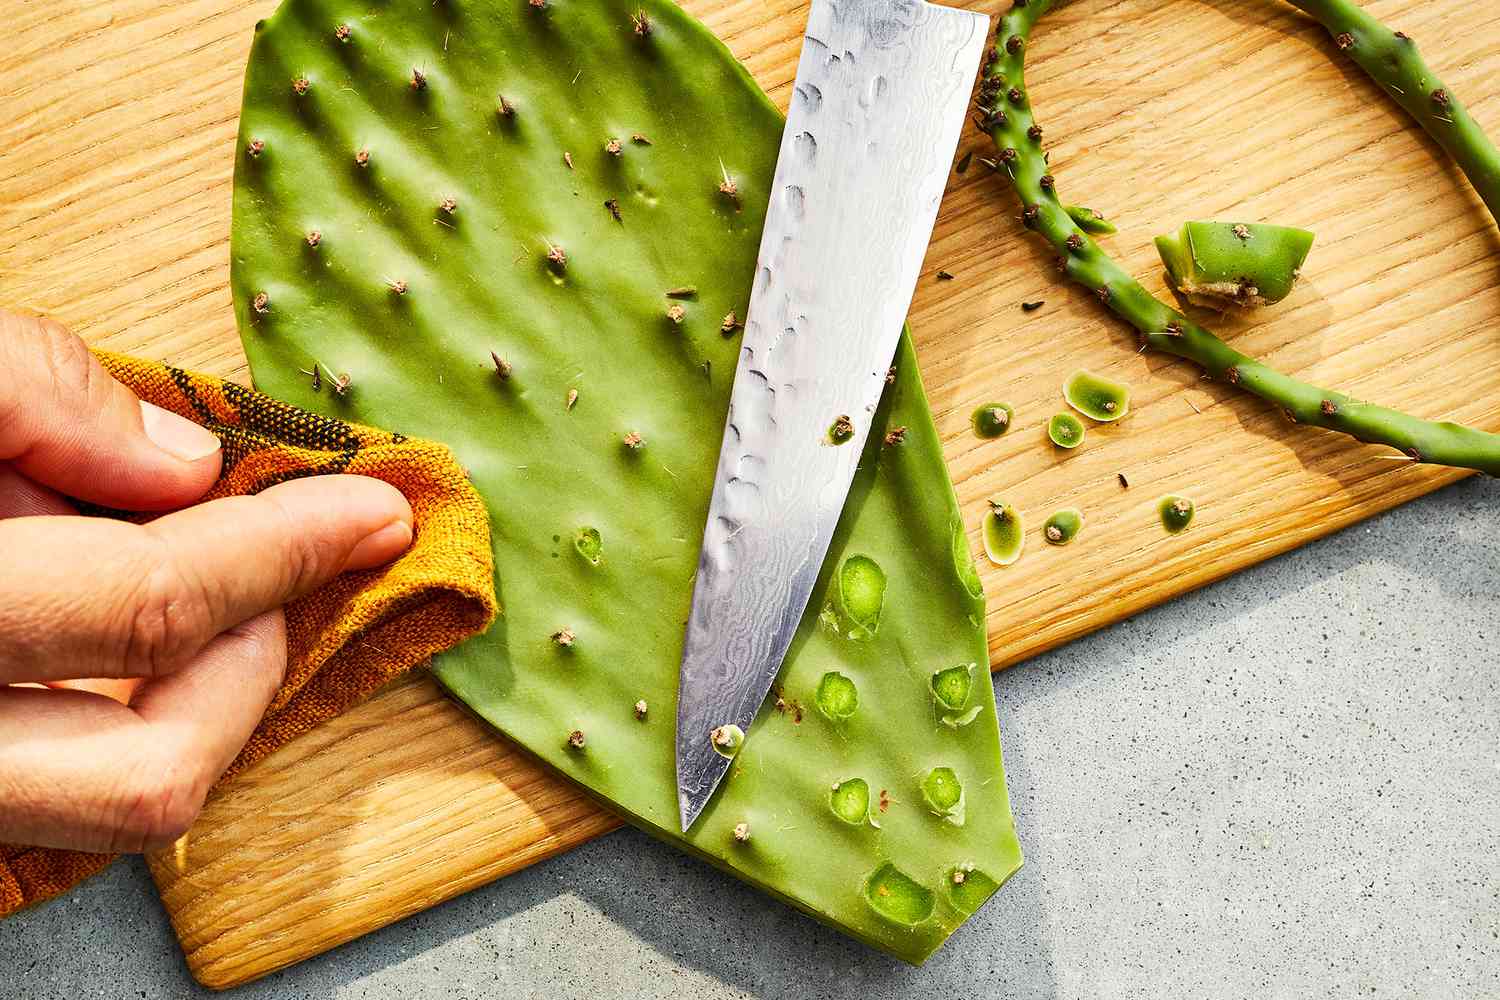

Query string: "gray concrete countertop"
[4, 477, 1497, 999]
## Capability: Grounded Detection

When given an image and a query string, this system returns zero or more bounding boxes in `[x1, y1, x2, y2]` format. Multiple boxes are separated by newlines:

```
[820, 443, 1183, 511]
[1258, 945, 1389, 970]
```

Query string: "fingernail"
[140, 401, 221, 463]
[344, 520, 414, 572]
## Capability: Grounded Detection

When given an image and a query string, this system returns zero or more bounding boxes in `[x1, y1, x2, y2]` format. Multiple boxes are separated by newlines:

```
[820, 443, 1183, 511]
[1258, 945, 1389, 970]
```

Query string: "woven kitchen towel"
[0, 351, 498, 918]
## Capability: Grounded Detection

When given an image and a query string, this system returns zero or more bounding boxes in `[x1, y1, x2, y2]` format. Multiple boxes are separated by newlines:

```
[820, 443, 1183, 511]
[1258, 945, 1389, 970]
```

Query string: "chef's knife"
[676, 0, 988, 832]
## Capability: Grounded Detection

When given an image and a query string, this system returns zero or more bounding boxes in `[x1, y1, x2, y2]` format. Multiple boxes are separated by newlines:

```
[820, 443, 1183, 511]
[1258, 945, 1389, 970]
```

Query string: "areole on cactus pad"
[231, 0, 1020, 963]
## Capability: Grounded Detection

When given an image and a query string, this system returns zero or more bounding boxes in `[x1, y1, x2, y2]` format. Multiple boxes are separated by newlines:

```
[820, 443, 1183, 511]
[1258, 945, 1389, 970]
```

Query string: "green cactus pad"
[1159, 494, 1197, 534]
[1154, 221, 1315, 309]
[981, 499, 1024, 566]
[1063, 369, 1130, 423]
[1047, 412, 1086, 449]
[970, 401, 1015, 439]
[1043, 508, 1083, 545]
[231, 0, 1020, 964]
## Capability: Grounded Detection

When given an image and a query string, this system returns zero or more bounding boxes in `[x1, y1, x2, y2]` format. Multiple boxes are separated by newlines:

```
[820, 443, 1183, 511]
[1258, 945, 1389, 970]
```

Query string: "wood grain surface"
[3, 0, 1497, 988]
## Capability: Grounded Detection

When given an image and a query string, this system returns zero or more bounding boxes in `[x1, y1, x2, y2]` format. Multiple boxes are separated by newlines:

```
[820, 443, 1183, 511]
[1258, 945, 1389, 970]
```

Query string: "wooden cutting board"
[4, 0, 1497, 988]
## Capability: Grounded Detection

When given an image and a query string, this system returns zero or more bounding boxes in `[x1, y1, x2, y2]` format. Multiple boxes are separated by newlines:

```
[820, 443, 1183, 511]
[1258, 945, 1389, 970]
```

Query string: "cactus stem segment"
[979, 0, 1500, 475]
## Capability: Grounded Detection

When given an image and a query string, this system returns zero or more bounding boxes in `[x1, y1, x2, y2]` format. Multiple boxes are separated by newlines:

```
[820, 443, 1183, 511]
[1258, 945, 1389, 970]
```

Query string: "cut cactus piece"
[970, 401, 1015, 439]
[1159, 494, 1197, 534]
[1063, 369, 1130, 422]
[1048, 412, 1086, 449]
[1154, 221, 1315, 309]
[1043, 508, 1083, 545]
[1065, 204, 1116, 235]
[231, 0, 1020, 964]
[982, 499, 1024, 566]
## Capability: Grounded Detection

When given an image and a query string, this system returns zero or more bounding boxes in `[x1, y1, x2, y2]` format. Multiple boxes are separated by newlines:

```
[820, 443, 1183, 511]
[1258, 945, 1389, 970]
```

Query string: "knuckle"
[34, 316, 95, 401]
[110, 755, 210, 852]
[117, 547, 215, 677]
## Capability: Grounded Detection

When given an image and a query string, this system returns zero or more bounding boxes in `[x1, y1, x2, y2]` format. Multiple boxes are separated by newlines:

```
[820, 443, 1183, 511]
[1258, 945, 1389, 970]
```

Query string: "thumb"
[0, 310, 222, 510]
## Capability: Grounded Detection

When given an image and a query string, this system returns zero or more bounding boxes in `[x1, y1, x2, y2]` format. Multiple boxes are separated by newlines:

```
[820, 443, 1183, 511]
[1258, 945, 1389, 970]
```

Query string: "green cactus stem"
[978, 0, 1500, 476]
[232, 0, 1020, 963]
[1062, 369, 1130, 423]
[1282, 0, 1500, 227]
[1159, 495, 1197, 534]
[970, 401, 1015, 439]
[1047, 412, 1086, 449]
[981, 498, 1024, 566]
[1043, 508, 1083, 545]
[1154, 221, 1315, 309]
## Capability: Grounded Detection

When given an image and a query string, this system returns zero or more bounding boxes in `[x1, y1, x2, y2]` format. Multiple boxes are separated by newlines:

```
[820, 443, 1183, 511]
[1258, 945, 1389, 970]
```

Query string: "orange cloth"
[0, 352, 498, 918]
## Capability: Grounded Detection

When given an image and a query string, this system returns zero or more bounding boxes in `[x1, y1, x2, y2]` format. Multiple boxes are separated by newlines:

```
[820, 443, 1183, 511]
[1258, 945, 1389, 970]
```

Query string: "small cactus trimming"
[231, 0, 1019, 965]
[977, 0, 1500, 475]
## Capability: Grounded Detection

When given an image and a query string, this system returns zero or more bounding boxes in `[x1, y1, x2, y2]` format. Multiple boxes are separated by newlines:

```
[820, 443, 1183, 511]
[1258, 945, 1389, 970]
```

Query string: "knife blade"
[675, 0, 988, 832]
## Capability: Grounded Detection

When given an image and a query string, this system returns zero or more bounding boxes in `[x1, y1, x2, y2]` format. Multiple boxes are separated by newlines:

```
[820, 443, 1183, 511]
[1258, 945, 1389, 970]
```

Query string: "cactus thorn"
[305, 230, 321, 248]
[1066, 233, 1084, 252]
[1039, 173, 1055, 191]
[322, 368, 351, 396]
[1432, 89, 1451, 109]
[388, 278, 408, 295]
[1096, 285, 1111, 303]
[246, 138, 265, 158]
[292, 76, 310, 96]
[563, 151, 574, 169]
[565, 387, 578, 410]
[998, 147, 1018, 164]
[1045, 524, 1062, 543]
[829, 414, 854, 444]
[546, 243, 567, 269]
[1007, 86, 1024, 105]
[952, 870, 968, 885]
[410, 67, 427, 91]
[883, 425, 908, 446]
[529, 0, 546, 8]
[252, 291, 270, 314]
[335, 23, 351, 42]
[1231, 223, 1251, 240]
[1005, 34, 1023, 54]
[1320, 398, 1336, 415]
[491, 351, 512, 380]
[1225, 365, 1240, 384]
[552, 627, 575, 647]
[622, 430, 644, 450]
[634, 699, 648, 719]
[732, 822, 750, 843]
[666, 303, 686, 324]
[1335, 31, 1354, 50]
[440, 196, 457, 214]
[631, 9, 652, 36]
[498, 94, 516, 117]
[885, 365, 897, 384]
[1021, 204, 1039, 228]
[605, 137, 623, 156]
[721, 311, 742, 334]
[1027, 124, 1043, 141]
[631, 132, 652, 145]
[567, 729, 586, 749]
[1406, 447, 1423, 461]
[355, 148, 370, 167]
[604, 198, 622, 222]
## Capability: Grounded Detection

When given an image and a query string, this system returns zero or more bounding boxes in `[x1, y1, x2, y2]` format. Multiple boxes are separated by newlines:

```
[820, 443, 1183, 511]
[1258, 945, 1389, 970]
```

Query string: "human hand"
[0, 310, 413, 853]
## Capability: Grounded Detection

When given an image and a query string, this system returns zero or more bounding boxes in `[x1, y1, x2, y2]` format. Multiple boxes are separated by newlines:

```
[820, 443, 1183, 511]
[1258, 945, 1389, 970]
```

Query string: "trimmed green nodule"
[1063, 370, 1130, 422]
[930, 663, 974, 712]
[829, 778, 871, 825]
[1159, 495, 1196, 533]
[864, 863, 936, 926]
[922, 766, 964, 815]
[970, 402, 1014, 439]
[948, 866, 1001, 914]
[982, 499, 1024, 566]
[234, 0, 1020, 963]
[1154, 221, 1315, 309]
[815, 670, 859, 721]
[1043, 508, 1083, 545]
[1065, 204, 1116, 235]
[837, 554, 886, 636]
[710, 723, 745, 758]
[1048, 412, 1086, 449]
[573, 526, 603, 565]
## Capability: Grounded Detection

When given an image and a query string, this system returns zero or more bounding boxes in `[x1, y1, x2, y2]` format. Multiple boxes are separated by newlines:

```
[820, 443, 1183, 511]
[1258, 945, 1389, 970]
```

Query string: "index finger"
[0, 474, 412, 684]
